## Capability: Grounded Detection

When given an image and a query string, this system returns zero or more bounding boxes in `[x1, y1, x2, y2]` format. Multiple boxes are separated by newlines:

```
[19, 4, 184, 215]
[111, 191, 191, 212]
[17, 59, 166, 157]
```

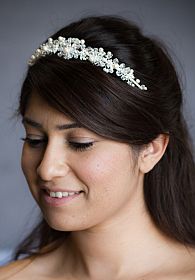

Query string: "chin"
[44, 215, 92, 232]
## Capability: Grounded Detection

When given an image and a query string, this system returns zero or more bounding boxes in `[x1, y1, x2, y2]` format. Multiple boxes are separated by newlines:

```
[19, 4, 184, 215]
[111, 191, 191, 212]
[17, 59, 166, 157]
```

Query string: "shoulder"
[0, 257, 35, 280]
[0, 240, 65, 280]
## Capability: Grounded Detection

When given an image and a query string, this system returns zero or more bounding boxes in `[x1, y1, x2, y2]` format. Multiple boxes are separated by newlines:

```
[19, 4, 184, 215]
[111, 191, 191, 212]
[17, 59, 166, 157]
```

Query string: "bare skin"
[1, 93, 195, 279]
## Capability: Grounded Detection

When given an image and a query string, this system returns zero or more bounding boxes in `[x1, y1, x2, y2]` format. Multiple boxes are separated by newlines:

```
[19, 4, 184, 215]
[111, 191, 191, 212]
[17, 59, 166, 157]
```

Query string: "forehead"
[24, 93, 74, 125]
[23, 93, 96, 136]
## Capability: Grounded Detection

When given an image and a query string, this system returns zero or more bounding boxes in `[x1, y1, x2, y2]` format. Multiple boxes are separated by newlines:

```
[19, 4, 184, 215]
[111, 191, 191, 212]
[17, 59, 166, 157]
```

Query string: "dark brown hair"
[13, 14, 195, 260]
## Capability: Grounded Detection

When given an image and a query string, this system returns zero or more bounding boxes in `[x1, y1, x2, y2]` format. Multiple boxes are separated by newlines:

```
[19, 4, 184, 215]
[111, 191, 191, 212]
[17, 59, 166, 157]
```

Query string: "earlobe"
[139, 134, 169, 174]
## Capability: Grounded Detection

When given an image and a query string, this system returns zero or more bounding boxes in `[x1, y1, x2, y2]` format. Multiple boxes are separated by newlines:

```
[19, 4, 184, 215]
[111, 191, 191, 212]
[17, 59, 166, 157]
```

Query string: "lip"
[42, 189, 83, 206]
[41, 186, 83, 193]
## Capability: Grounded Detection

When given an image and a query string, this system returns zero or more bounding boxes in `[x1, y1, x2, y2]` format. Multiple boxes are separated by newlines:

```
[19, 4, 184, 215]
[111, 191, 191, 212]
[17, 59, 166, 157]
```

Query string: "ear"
[138, 134, 169, 174]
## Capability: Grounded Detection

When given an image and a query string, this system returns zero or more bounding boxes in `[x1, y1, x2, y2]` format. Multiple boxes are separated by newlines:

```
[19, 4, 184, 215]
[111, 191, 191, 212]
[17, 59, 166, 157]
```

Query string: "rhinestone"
[28, 36, 147, 91]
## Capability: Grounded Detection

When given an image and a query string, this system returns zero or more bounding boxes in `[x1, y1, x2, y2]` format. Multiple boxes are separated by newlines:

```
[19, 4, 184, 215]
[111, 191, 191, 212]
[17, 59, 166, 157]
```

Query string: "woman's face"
[21, 93, 144, 231]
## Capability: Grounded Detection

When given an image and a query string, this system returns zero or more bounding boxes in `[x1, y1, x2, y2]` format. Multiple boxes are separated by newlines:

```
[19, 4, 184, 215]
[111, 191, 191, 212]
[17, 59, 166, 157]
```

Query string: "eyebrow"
[22, 117, 83, 130]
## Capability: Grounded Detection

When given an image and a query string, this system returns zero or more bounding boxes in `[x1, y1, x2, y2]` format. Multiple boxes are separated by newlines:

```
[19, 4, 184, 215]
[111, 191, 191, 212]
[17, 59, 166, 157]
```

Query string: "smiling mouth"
[42, 189, 84, 198]
[42, 189, 84, 206]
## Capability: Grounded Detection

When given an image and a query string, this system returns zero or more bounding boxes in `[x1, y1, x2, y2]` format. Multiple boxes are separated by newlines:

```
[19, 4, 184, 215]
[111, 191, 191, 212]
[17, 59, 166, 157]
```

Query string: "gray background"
[0, 0, 195, 264]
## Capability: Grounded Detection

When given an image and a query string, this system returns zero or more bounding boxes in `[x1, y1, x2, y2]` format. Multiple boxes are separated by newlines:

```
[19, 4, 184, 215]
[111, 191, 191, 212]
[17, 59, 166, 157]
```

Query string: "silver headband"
[28, 36, 147, 91]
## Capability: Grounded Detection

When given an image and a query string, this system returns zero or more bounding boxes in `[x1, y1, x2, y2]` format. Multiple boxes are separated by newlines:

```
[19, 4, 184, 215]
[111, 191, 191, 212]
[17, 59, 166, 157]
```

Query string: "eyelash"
[21, 137, 94, 152]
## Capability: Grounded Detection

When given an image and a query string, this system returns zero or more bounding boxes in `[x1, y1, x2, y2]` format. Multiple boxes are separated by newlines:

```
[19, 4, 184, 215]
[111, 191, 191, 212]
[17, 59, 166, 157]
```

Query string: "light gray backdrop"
[0, 0, 195, 264]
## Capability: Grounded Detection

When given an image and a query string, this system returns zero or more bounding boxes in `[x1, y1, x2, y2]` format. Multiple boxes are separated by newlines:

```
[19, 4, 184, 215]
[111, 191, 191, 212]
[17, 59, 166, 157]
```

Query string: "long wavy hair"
[13, 14, 195, 261]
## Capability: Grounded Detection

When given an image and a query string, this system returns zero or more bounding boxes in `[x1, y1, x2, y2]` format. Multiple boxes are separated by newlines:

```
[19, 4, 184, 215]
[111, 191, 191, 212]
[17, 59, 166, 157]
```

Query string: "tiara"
[28, 36, 147, 91]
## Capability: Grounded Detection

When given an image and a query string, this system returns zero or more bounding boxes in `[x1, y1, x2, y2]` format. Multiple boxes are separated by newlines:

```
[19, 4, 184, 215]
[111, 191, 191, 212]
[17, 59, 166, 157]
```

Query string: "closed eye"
[21, 137, 47, 148]
[68, 141, 94, 152]
[21, 137, 94, 152]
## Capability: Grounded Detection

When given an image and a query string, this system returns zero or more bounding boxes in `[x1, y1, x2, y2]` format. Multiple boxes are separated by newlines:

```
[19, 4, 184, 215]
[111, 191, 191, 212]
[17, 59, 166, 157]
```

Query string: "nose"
[37, 142, 70, 181]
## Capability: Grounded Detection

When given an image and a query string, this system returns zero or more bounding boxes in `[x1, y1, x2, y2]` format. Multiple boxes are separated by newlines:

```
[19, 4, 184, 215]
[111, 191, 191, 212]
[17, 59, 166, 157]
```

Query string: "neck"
[55, 196, 193, 279]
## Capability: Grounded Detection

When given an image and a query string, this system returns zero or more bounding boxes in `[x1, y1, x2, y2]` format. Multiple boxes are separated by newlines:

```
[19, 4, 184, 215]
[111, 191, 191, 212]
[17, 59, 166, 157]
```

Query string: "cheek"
[21, 146, 43, 205]
[66, 148, 137, 229]
[74, 148, 133, 195]
[21, 145, 30, 177]
[76, 153, 115, 184]
[21, 145, 40, 188]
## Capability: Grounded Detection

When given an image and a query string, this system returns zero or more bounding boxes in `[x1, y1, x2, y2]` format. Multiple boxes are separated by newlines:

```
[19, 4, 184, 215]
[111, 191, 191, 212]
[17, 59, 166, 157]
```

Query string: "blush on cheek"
[80, 158, 107, 183]
[77, 152, 122, 187]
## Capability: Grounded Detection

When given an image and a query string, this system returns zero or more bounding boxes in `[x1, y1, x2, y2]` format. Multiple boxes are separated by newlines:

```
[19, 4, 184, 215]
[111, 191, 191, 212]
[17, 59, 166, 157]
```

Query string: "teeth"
[49, 191, 80, 198]
[62, 192, 69, 197]
[55, 192, 63, 198]
[68, 192, 75, 196]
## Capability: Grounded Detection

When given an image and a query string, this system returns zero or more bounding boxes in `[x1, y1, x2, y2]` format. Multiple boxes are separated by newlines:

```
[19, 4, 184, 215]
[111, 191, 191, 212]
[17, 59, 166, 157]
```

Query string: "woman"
[1, 14, 195, 279]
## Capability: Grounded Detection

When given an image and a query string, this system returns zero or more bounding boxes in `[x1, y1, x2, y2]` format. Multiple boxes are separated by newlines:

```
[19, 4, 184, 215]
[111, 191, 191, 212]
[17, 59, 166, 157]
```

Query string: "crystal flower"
[28, 36, 147, 91]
